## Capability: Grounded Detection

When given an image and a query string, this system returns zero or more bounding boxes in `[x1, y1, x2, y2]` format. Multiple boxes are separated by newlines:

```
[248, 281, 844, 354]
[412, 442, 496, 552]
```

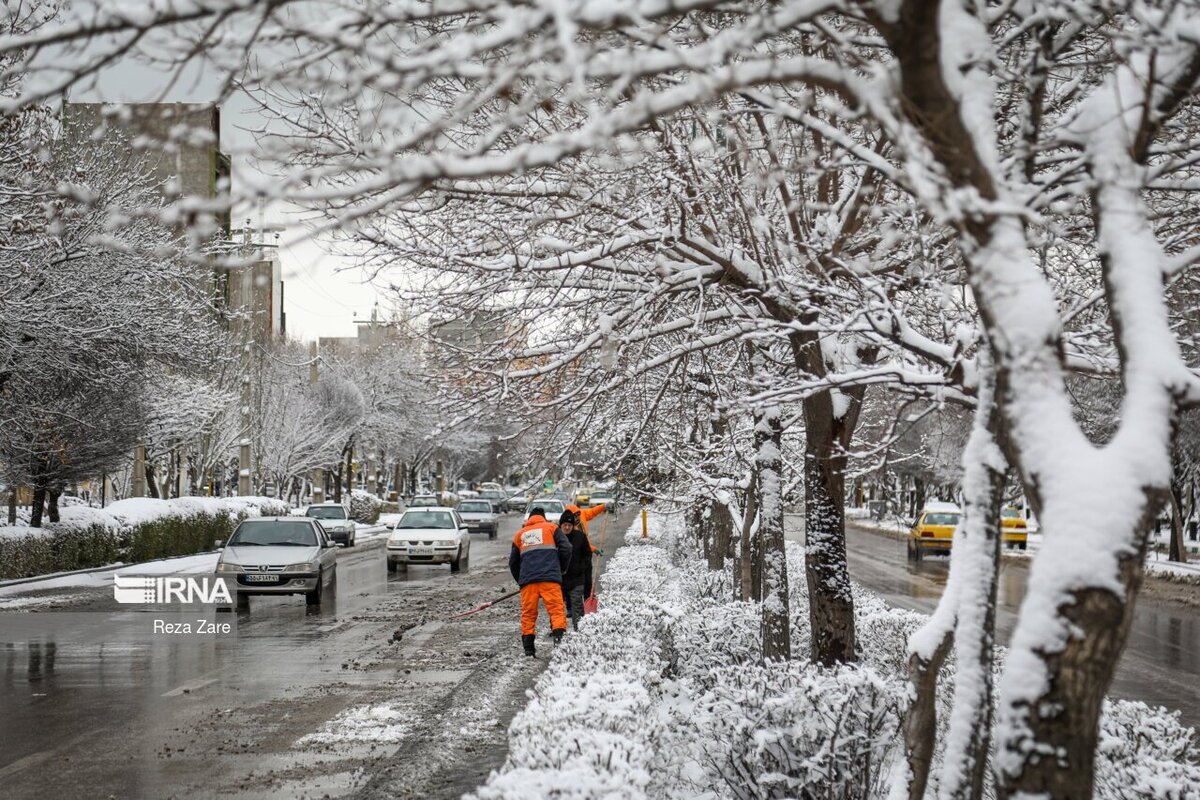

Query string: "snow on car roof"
[922, 501, 961, 513]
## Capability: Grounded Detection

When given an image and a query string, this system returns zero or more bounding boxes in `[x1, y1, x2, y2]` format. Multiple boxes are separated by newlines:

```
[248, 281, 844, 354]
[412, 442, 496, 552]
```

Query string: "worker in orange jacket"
[509, 507, 572, 657]
[566, 502, 605, 554]
[566, 502, 606, 535]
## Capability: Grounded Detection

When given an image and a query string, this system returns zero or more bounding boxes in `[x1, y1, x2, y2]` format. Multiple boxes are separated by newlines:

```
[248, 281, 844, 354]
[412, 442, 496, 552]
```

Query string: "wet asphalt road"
[791, 518, 1200, 730]
[0, 509, 633, 800]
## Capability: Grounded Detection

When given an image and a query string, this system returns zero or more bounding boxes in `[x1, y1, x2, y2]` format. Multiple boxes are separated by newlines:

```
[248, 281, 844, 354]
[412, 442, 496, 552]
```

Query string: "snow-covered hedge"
[349, 490, 382, 524]
[471, 512, 1200, 799]
[0, 496, 289, 580]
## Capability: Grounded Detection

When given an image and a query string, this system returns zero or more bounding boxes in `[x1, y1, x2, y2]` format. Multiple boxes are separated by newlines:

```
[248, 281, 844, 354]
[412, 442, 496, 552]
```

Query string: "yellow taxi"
[906, 502, 961, 561]
[1001, 506, 1029, 550]
[575, 488, 593, 508]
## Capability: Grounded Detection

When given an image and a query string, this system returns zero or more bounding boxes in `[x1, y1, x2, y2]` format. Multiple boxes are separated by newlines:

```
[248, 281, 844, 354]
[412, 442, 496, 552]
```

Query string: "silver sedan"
[215, 517, 338, 608]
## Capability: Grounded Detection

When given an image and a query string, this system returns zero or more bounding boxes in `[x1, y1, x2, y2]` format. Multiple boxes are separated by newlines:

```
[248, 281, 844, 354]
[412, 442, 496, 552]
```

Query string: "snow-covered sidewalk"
[470, 511, 1200, 799]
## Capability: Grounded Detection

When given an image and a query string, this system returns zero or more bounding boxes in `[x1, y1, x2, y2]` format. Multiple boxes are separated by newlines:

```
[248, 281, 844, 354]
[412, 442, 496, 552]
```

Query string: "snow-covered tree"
[8, 2, 1200, 794]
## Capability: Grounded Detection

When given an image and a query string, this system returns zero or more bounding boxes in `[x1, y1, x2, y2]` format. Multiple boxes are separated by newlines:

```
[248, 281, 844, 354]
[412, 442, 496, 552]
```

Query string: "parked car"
[216, 518, 338, 607]
[409, 493, 440, 508]
[386, 508, 471, 573]
[574, 487, 594, 507]
[304, 502, 357, 547]
[524, 499, 566, 520]
[457, 499, 500, 539]
[1001, 507, 1029, 550]
[906, 502, 961, 561]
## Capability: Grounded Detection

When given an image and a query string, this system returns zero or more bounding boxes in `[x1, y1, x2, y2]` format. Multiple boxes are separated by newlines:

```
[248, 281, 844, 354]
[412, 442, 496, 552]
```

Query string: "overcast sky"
[67, 54, 383, 342]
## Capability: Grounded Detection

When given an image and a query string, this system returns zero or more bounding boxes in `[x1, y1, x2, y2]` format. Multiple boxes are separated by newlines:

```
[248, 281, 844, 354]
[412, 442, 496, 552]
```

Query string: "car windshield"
[305, 506, 346, 520]
[924, 513, 960, 526]
[412, 496, 437, 505]
[1001, 508, 1021, 518]
[229, 520, 318, 547]
[528, 501, 564, 516]
[460, 501, 492, 512]
[398, 511, 455, 529]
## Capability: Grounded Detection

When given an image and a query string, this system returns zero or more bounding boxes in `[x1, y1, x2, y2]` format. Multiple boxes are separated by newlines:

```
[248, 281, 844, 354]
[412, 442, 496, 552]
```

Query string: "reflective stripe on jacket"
[509, 514, 572, 586]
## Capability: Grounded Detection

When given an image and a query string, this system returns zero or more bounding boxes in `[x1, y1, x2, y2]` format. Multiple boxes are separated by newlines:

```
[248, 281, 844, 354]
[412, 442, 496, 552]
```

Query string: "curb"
[0, 526, 391, 590]
[0, 549, 216, 589]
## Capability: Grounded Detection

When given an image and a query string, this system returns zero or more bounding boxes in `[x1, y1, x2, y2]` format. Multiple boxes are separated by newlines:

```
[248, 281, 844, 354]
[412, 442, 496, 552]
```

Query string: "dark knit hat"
[559, 510, 580, 526]
[529, 506, 546, 519]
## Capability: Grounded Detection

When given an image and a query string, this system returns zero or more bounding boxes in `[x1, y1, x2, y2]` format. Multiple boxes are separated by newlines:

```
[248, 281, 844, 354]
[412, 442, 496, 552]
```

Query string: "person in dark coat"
[509, 507, 573, 656]
[557, 510, 593, 631]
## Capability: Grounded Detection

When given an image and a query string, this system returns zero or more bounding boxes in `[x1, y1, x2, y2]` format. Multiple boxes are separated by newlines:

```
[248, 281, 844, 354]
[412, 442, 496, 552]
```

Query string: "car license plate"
[244, 574, 279, 583]
[408, 546, 435, 556]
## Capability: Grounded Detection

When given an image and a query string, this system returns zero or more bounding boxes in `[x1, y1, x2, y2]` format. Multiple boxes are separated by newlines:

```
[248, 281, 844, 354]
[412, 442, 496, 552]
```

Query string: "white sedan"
[386, 508, 471, 573]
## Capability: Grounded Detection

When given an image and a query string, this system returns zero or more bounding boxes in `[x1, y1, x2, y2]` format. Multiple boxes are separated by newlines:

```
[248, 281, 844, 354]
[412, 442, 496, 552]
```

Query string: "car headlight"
[284, 562, 318, 572]
[215, 562, 242, 574]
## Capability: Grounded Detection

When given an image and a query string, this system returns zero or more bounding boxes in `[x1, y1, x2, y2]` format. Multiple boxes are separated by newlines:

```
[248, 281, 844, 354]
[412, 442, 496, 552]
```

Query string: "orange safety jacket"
[509, 514, 572, 586]
[566, 503, 606, 534]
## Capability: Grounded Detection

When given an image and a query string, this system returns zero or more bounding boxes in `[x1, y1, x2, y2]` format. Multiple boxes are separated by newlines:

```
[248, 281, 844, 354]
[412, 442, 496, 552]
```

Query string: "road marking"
[0, 733, 91, 778]
[162, 676, 220, 697]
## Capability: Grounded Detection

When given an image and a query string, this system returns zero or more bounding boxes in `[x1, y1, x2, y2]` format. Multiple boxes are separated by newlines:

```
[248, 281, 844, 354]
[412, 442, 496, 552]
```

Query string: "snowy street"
[0, 509, 634, 798]
[813, 519, 1200, 730]
[10, 2, 1200, 796]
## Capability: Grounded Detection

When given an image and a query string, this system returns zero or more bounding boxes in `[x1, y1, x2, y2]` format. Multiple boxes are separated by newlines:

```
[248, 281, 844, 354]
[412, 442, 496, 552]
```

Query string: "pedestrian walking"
[509, 506, 572, 657]
[557, 510, 593, 631]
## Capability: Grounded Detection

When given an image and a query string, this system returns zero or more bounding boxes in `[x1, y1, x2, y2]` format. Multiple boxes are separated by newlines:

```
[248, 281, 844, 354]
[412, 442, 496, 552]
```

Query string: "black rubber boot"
[522, 634, 536, 657]
[551, 628, 565, 645]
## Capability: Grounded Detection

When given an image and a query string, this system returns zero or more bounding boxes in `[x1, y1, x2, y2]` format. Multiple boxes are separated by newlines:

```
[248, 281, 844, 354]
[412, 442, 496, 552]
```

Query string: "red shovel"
[584, 513, 611, 614]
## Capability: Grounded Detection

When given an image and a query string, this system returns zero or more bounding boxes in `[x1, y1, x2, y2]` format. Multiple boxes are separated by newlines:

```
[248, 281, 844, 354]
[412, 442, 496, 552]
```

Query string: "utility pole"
[238, 339, 252, 496]
[309, 340, 324, 504]
[436, 460, 445, 499]
[132, 444, 147, 497]
[234, 222, 255, 497]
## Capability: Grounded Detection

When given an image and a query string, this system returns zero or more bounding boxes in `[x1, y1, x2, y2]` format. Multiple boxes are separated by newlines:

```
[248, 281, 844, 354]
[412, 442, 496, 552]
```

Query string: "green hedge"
[126, 513, 237, 563]
[0, 511, 240, 581]
[0, 524, 122, 580]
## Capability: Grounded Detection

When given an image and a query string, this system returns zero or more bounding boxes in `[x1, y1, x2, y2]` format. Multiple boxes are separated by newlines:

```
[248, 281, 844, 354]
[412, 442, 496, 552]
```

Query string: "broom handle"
[592, 509, 610, 594]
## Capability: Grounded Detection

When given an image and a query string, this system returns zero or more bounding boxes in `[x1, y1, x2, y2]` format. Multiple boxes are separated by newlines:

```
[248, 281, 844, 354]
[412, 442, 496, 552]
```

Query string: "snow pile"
[0, 496, 289, 540]
[297, 703, 409, 745]
[470, 511, 1200, 799]
[0, 496, 291, 580]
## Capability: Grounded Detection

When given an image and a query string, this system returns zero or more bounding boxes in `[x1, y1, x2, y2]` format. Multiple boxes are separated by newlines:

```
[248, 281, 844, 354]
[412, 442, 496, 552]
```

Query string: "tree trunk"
[709, 499, 733, 571]
[1169, 480, 1187, 563]
[792, 331, 869, 666]
[803, 447, 856, 665]
[145, 463, 160, 499]
[333, 464, 343, 503]
[7, 486, 16, 524]
[756, 403, 790, 662]
[345, 442, 355, 498]
[734, 486, 757, 602]
[903, 631, 953, 800]
[995, 514, 1159, 800]
[935, 351, 1006, 800]
[30, 486, 46, 528]
[47, 487, 61, 523]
